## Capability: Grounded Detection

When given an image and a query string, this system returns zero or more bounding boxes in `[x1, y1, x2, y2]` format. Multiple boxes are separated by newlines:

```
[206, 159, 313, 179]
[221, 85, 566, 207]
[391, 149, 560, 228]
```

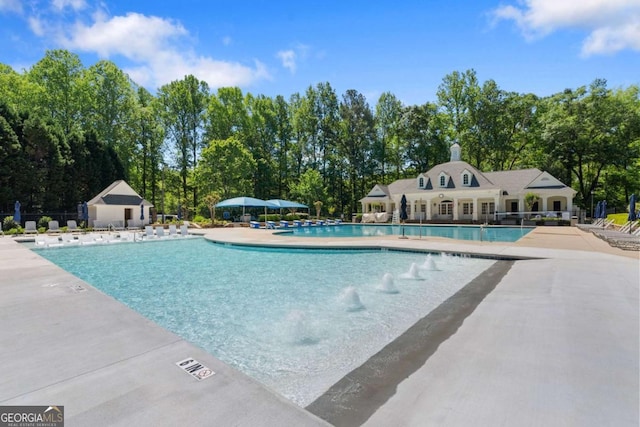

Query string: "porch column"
[453, 197, 459, 221]
[427, 199, 432, 220]
[518, 196, 524, 218]
[494, 195, 500, 221]
[542, 197, 548, 212]
[472, 197, 478, 222]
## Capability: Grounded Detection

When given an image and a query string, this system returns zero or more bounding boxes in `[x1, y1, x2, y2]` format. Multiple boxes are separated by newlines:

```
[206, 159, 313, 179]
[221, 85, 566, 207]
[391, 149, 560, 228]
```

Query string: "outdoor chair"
[144, 226, 155, 238]
[67, 220, 81, 233]
[47, 220, 61, 234]
[180, 224, 189, 237]
[249, 221, 261, 229]
[155, 226, 167, 238]
[24, 221, 38, 235]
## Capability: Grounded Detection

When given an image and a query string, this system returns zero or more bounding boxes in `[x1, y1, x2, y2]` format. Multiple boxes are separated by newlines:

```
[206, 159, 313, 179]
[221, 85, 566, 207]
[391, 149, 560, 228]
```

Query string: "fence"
[0, 211, 81, 227]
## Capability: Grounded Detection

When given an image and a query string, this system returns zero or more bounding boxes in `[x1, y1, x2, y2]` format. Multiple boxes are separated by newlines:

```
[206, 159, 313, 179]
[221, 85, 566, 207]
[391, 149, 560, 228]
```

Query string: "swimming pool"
[35, 238, 495, 406]
[280, 223, 532, 242]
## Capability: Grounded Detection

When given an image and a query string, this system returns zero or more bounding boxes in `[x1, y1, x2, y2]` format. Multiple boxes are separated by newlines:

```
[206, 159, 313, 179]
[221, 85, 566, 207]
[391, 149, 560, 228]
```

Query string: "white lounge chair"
[93, 221, 109, 231]
[168, 224, 178, 237]
[155, 226, 167, 238]
[47, 220, 61, 234]
[180, 224, 189, 237]
[79, 234, 98, 245]
[67, 220, 80, 233]
[60, 233, 79, 245]
[24, 221, 38, 235]
[249, 221, 261, 229]
[266, 221, 277, 229]
[144, 226, 155, 239]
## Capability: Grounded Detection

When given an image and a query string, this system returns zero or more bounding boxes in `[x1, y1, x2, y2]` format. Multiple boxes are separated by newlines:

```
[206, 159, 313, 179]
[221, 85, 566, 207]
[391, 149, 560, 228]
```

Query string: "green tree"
[436, 69, 480, 156]
[27, 49, 88, 135]
[290, 169, 327, 209]
[337, 89, 375, 214]
[374, 92, 403, 182]
[84, 60, 137, 178]
[197, 137, 256, 199]
[401, 103, 449, 175]
[539, 80, 638, 208]
[156, 75, 210, 212]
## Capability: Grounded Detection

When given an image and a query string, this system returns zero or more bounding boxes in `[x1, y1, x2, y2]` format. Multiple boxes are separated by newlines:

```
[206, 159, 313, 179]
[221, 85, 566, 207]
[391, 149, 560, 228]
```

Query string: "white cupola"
[450, 142, 461, 162]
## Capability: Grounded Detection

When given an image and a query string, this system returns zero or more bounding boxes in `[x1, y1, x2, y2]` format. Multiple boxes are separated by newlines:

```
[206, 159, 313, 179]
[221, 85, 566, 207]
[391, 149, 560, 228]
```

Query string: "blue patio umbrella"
[140, 203, 144, 223]
[13, 201, 21, 224]
[600, 200, 607, 219]
[594, 201, 601, 220]
[266, 199, 308, 209]
[266, 199, 309, 216]
[628, 194, 636, 222]
[216, 197, 278, 222]
[81, 201, 88, 225]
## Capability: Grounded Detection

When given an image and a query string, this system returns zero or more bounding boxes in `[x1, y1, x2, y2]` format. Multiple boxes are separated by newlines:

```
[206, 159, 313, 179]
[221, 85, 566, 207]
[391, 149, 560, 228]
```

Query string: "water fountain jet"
[377, 273, 399, 293]
[339, 286, 365, 311]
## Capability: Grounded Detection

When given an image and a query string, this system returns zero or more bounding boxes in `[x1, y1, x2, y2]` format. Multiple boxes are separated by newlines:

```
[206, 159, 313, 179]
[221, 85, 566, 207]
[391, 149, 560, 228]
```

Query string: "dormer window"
[439, 174, 446, 187]
[419, 177, 424, 188]
[461, 169, 473, 187]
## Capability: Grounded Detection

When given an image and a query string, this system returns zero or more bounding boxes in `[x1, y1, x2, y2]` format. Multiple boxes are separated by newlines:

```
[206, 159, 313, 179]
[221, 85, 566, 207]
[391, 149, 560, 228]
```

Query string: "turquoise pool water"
[280, 224, 532, 242]
[35, 238, 495, 406]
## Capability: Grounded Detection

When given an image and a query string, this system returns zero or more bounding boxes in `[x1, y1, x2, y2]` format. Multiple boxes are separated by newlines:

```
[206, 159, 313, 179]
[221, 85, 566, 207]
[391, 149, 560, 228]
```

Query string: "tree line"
[1, 50, 638, 219]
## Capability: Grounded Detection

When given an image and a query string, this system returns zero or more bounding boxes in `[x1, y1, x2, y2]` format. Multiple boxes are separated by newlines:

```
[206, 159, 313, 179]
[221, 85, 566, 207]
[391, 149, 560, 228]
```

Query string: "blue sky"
[1, 0, 638, 105]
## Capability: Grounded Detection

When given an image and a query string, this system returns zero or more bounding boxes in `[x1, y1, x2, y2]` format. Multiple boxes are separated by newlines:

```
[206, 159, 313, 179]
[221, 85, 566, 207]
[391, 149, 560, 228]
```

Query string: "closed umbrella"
[140, 203, 145, 224]
[83, 201, 89, 223]
[399, 194, 408, 239]
[13, 201, 20, 225]
[400, 195, 408, 221]
[628, 194, 636, 234]
[594, 201, 601, 221]
[628, 194, 636, 221]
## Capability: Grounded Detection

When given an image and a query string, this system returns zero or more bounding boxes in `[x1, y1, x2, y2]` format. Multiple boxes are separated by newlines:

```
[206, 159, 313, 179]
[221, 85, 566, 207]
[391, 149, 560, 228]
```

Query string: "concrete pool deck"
[0, 225, 638, 426]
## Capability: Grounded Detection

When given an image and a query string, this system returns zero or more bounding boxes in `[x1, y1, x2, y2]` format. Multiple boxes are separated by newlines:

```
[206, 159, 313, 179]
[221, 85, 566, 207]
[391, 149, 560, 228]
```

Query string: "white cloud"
[58, 12, 270, 88]
[52, 0, 86, 12]
[0, 0, 23, 14]
[28, 16, 46, 36]
[492, 0, 640, 56]
[277, 49, 296, 73]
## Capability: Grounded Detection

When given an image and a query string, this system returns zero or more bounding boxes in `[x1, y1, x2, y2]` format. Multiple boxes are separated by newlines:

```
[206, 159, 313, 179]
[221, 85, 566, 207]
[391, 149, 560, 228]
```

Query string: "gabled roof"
[88, 180, 153, 207]
[422, 161, 498, 192]
[484, 168, 544, 196]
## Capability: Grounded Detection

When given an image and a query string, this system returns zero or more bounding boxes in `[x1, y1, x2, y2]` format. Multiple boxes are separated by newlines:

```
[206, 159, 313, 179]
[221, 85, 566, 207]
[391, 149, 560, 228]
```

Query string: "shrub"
[284, 213, 301, 221]
[258, 214, 280, 222]
[38, 216, 53, 229]
[3, 216, 17, 230]
[193, 215, 207, 223]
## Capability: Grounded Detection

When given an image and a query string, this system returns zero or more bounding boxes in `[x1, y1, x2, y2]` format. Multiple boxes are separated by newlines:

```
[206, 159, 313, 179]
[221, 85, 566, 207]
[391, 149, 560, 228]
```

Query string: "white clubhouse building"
[360, 143, 576, 223]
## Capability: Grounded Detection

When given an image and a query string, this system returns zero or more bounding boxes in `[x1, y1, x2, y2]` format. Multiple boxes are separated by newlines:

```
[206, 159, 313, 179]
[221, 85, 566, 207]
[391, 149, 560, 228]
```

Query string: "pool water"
[36, 238, 495, 406]
[280, 224, 532, 242]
